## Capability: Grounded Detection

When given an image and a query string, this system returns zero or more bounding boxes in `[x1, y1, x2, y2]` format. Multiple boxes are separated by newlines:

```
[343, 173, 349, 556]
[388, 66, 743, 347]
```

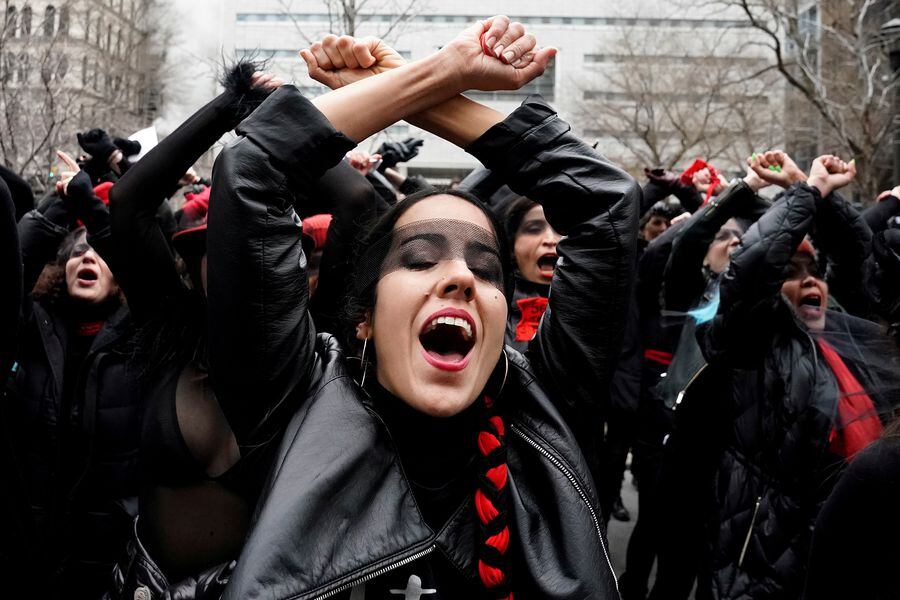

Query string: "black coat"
[205, 88, 638, 599]
[693, 183, 890, 599]
[9, 208, 141, 594]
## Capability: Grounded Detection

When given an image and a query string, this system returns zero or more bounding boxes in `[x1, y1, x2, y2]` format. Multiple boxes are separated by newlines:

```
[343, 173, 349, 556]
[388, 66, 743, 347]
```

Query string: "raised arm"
[814, 189, 873, 317]
[108, 63, 277, 321]
[663, 169, 770, 312]
[209, 18, 554, 441]
[700, 154, 854, 366]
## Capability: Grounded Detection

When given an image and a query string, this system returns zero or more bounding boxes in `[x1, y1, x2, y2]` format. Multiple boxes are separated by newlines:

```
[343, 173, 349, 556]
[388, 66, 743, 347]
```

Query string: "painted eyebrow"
[398, 232, 448, 247]
[467, 240, 501, 258]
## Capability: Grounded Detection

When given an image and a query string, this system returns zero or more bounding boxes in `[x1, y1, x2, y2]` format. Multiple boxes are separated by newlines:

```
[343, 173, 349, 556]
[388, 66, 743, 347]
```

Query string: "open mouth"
[798, 293, 823, 318]
[419, 310, 476, 372]
[537, 253, 558, 279]
[76, 268, 98, 284]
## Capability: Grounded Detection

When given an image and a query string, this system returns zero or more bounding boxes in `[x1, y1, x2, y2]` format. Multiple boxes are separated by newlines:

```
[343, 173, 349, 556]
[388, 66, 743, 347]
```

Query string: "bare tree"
[0, 0, 171, 192]
[705, 0, 899, 200]
[277, 0, 425, 46]
[576, 26, 782, 176]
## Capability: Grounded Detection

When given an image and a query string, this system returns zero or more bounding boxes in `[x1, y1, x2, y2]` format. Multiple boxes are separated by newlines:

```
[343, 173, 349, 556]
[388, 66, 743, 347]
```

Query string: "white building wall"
[213, 0, 779, 181]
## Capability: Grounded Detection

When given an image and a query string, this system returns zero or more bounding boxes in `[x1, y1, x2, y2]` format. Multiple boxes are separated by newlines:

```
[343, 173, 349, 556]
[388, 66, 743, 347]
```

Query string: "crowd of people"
[1, 15, 899, 600]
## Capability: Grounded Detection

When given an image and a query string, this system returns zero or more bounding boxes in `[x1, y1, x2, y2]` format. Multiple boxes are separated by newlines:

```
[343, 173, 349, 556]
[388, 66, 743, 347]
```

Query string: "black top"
[803, 436, 900, 600]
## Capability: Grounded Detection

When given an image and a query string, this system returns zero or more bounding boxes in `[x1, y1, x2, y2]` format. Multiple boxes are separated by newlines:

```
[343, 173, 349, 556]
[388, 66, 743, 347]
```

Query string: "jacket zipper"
[310, 545, 436, 600]
[674, 363, 708, 409]
[509, 423, 619, 593]
[738, 495, 762, 568]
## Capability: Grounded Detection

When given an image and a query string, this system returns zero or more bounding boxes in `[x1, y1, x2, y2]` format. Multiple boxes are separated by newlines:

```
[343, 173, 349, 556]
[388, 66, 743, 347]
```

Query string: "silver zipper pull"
[738, 496, 762, 568]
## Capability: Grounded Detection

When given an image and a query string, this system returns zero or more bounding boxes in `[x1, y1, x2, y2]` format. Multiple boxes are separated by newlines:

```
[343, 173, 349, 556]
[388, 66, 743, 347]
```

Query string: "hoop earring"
[500, 349, 509, 392]
[359, 337, 370, 388]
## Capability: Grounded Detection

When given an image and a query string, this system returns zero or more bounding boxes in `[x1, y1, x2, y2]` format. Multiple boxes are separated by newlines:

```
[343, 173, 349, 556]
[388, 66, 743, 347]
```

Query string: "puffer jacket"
[693, 183, 891, 599]
[8, 207, 141, 596]
[204, 87, 638, 599]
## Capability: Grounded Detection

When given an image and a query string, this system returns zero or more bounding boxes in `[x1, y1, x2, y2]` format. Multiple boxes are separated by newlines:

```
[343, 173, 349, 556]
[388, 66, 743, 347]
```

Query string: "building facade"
[0, 0, 164, 187]
[215, 0, 783, 181]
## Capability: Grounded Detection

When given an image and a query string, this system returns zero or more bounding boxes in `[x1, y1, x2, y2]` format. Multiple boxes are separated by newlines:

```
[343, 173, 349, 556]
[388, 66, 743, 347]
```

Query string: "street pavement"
[606, 470, 638, 578]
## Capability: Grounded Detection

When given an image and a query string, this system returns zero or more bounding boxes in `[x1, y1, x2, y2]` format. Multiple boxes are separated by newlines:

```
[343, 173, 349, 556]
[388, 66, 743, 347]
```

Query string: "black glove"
[114, 137, 141, 157]
[65, 171, 110, 233]
[77, 128, 117, 162]
[36, 189, 77, 227]
[376, 137, 424, 171]
[644, 167, 680, 187]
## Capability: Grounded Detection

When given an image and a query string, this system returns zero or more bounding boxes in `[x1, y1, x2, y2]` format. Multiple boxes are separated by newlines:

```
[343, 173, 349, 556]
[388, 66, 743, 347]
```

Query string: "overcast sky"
[156, 0, 228, 135]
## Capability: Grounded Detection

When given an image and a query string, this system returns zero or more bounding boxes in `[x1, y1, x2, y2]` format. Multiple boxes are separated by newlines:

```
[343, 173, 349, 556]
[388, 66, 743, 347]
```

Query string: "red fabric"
[486, 464, 508, 488]
[302, 213, 333, 252]
[816, 338, 884, 461]
[644, 349, 673, 366]
[478, 431, 500, 455]
[478, 560, 507, 588]
[75, 321, 103, 336]
[515, 296, 549, 342]
[93, 182, 113, 206]
[181, 186, 211, 223]
[475, 489, 498, 522]
[486, 526, 510, 553]
[679, 158, 721, 205]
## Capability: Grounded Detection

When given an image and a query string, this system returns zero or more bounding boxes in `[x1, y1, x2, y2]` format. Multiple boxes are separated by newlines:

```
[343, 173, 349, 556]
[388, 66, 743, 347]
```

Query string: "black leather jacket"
[693, 184, 890, 599]
[206, 88, 639, 599]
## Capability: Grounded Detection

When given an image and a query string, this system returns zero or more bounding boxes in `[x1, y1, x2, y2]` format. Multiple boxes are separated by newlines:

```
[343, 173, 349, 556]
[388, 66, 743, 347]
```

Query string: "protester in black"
[665, 153, 898, 600]
[212, 20, 635, 599]
[100, 64, 282, 598]
[803, 419, 900, 600]
[8, 159, 140, 598]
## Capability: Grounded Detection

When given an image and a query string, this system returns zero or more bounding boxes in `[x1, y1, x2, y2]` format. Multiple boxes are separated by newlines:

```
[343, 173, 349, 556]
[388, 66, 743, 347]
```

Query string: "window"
[81, 54, 87, 85]
[115, 29, 121, 56]
[6, 6, 17, 37]
[84, 9, 90, 39]
[43, 5, 55, 37]
[58, 6, 68, 35]
[19, 53, 31, 83]
[21, 6, 32, 35]
[57, 55, 68, 80]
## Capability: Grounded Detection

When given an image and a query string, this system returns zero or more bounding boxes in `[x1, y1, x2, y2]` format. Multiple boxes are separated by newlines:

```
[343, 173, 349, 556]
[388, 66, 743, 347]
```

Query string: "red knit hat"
[302, 213, 332, 253]
[93, 181, 114, 206]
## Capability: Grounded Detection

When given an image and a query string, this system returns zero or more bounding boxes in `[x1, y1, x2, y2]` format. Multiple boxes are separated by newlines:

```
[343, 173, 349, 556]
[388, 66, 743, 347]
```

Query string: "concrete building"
[0, 0, 164, 185]
[213, 0, 781, 181]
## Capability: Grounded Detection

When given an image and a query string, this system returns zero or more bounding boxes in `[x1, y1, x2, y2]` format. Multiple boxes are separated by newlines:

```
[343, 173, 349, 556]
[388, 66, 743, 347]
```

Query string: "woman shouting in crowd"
[208, 16, 637, 599]
[664, 152, 900, 600]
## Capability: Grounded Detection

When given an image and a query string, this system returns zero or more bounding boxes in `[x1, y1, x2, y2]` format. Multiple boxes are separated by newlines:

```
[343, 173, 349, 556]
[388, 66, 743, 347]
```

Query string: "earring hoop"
[359, 337, 370, 387]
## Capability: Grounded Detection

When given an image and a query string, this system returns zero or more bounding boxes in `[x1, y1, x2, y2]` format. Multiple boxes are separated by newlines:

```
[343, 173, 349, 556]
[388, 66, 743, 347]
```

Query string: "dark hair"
[344, 188, 517, 598]
[31, 227, 124, 308]
[342, 187, 513, 355]
[502, 195, 538, 243]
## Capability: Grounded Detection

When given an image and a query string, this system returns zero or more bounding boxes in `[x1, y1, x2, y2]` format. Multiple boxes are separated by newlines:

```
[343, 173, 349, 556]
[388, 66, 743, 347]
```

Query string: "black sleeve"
[365, 170, 399, 205]
[0, 178, 21, 376]
[861, 194, 899, 234]
[0, 164, 34, 221]
[17, 200, 70, 299]
[399, 174, 432, 196]
[700, 183, 818, 367]
[814, 191, 873, 318]
[468, 95, 640, 442]
[108, 79, 266, 322]
[207, 85, 355, 443]
[803, 439, 900, 600]
[308, 161, 390, 334]
[663, 181, 758, 312]
[640, 172, 703, 215]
